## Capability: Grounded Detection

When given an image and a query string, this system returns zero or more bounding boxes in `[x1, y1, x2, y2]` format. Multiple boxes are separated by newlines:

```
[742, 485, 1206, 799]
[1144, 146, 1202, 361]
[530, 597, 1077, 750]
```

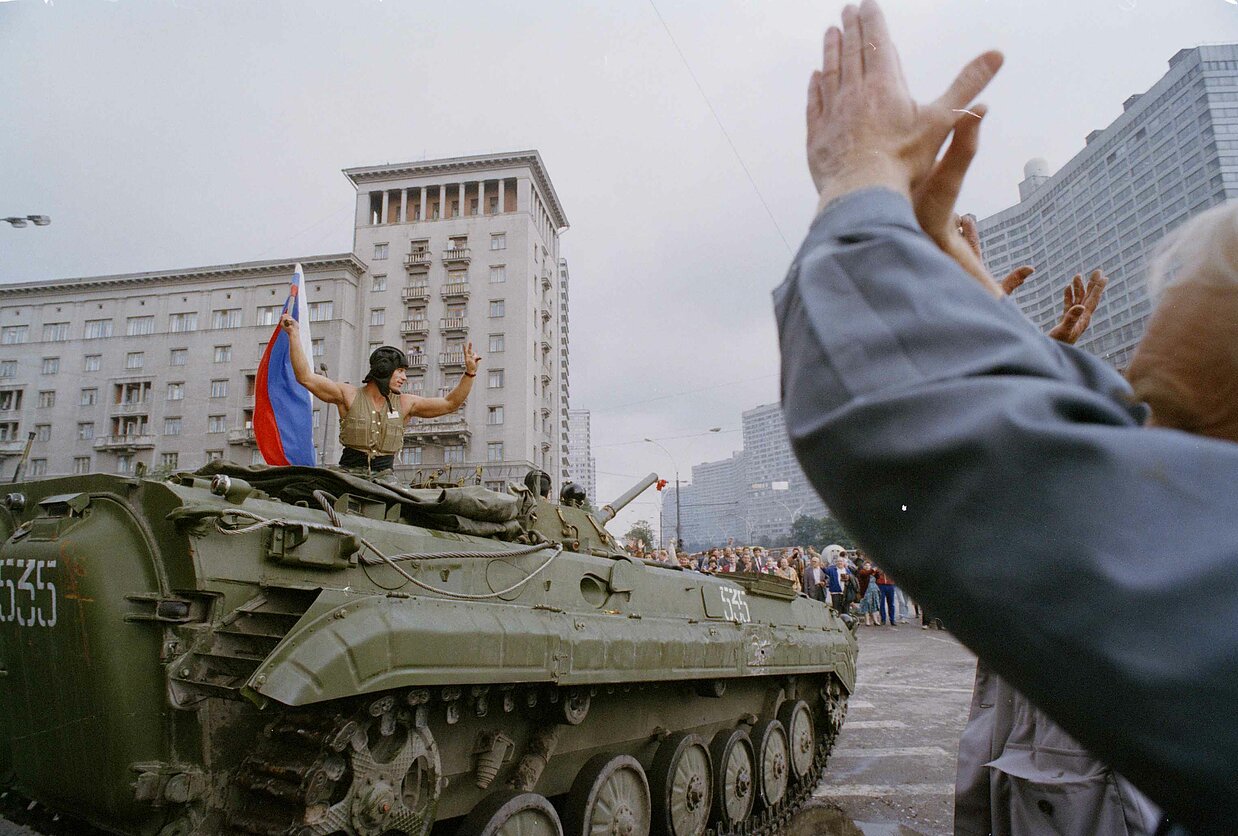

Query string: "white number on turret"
[719, 587, 750, 624]
[0, 559, 57, 628]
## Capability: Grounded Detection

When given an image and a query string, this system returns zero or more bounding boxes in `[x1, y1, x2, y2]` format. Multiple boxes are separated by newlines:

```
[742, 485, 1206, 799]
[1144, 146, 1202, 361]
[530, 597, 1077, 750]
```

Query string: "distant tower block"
[1018, 158, 1052, 201]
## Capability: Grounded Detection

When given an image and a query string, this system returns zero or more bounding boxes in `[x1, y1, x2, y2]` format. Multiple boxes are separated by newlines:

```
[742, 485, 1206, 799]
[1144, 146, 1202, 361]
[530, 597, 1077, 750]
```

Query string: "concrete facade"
[739, 402, 828, 543]
[0, 151, 572, 491]
[565, 408, 596, 505]
[345, 150, 571, 492]
[979, 44, 1238, 371]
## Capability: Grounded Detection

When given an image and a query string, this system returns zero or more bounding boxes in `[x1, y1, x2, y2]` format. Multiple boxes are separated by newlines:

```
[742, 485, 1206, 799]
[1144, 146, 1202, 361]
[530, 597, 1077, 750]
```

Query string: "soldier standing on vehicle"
[280, 312, 481, 475]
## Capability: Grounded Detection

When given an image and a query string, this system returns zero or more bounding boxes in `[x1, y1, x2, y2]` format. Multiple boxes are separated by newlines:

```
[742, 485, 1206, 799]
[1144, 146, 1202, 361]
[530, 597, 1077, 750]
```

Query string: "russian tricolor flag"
[254, 264, 317, 466]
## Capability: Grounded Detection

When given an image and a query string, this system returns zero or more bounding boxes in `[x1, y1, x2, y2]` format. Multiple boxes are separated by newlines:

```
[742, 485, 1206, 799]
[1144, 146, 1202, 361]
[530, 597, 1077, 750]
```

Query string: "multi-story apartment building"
[345, 150, 570, 491]
[979, 44, 1238, 370]
[669, 404, 828, 548]
[0, 151, 572, 491]
[740, 403, 827, 543]
[565, 408, 597, 505]
[674, 452, 746, 550]
[557, 259, 572, 486]
[0, 255, 362, 478]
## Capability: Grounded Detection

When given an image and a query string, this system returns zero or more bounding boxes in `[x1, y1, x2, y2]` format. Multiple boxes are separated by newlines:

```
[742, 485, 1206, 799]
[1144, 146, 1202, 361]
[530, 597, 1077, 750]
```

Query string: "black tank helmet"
[362, 346, 409, 396]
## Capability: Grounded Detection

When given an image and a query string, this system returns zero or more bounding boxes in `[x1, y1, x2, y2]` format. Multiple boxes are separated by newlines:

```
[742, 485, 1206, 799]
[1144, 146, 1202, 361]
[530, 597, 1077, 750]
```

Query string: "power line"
[646, 0, 793, 255]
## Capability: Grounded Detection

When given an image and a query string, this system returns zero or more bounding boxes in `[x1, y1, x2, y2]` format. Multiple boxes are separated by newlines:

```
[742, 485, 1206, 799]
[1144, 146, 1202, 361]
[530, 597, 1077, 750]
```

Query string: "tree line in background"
[622, 514, 856, 553]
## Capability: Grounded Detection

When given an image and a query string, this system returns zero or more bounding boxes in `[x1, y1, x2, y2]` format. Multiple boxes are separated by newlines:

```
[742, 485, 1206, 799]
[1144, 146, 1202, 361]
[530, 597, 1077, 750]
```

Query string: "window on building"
[210, 379, 228, 398]
[73, 457, 90, 475]
[37, 390, 54, 408]
[169, 312, 197, 333]
[29, 459, 46, 477]
[312, 338, 325, 360]
[398, 446, 423, 465]
[163, 416, 181, 436]
[167, 382, 184, 401]
[373, 243, 389, 260]
[489, 300, 505, 318]
[41, 357, 59, 375]
[83, 354, 101, 372]
[77, 422, 94, 440]
[0, 422, 19, 441]
[0, 361, 13, 379]
[169, 348, 187, 366]
[444, 445, 465, 464]
[487, 405, 504, 425]
[206, 450, 223, 463]
[34, 424, 51, 442]
[207, 415, 226, 433]
[370, 308, 386, 326]
[487, 442, 504, 462]
[490, 233, 506, 251]
[80, 388, 97, 406]
[257, 305, 281, 326]
[1, 326, 29, 345]
[490, 265, 506, 283]
[245, 374, 256, 397]
[84, 319, 113, 340]
[213, 345, 232, 363]
[212, 309, 241, 329]
[125, 352, 144, 370]
[309, 302, 334, 322]
[160, 452, 179, 470]
[312, 409, 320, 430]
[488, 334, 505, 353]
[372, 274, 387, 292]
[487, 369, 504, 389]
[126, 316, 154, 337]
[116, 454, 134, 475]
[42, 322, 69, 342]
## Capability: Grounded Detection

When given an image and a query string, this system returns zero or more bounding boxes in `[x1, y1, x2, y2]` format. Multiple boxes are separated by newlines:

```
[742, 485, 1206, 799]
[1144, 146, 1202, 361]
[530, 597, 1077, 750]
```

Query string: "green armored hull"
[0, 465, 857, 836]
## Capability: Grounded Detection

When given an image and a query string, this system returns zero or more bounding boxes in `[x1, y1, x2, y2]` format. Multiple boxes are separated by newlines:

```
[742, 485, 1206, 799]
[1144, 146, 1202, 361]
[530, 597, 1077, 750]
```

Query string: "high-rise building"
[566, 408, 596, 504]
[0, 151, 572, 488]
[740, 403, 828, 543]
[979, 44, 1238, 370]
[679, 452, 746, 549]
[345, 150, 571, 491]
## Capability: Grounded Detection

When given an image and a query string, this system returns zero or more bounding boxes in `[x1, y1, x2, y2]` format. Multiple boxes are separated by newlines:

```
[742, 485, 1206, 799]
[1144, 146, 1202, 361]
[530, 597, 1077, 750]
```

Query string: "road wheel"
[562, 753, 651, 836]
[777, 700, 816, 783]
[707, 728, 754, 830]
[750, 719, 789, 810]
[649, 733, 712, 836]
[457, 790, 563, 836]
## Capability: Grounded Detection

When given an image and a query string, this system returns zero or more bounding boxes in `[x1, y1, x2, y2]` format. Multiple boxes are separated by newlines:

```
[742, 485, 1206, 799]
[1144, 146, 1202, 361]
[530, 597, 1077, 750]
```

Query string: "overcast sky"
[1, 0, 1234, 537]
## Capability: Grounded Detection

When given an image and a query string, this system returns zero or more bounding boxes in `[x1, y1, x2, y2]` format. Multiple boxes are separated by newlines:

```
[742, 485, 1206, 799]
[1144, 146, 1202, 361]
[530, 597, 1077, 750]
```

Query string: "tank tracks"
[226, 678, 848, 836]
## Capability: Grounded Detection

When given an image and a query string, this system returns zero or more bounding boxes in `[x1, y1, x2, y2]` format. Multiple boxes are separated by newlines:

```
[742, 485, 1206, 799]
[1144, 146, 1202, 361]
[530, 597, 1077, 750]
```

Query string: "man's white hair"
[1147, 201, 1238, 300]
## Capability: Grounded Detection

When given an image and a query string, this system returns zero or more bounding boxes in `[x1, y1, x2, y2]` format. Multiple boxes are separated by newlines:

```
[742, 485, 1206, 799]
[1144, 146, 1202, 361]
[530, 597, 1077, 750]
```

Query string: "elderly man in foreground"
[773, 3, 1237, 834]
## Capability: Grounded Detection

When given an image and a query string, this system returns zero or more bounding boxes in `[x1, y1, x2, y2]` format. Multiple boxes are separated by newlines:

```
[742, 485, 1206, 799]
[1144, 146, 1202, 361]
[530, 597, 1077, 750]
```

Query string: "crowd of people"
[629, 540, 934, 628]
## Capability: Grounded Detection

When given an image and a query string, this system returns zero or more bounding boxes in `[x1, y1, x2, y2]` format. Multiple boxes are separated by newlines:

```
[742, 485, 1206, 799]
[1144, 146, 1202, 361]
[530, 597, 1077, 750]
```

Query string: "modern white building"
[565, 408, 597, 505]
[979, 44, 1238, 370]
[0, 151, 573, 492]
[739, 403, 828, 543]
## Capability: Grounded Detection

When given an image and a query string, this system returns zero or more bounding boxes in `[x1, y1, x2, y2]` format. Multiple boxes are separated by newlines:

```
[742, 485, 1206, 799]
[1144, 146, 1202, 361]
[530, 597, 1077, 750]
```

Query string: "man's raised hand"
[806, 0, 1003, 214]
[464, 342, 483, 376]
[1048, 270, 1108, 345]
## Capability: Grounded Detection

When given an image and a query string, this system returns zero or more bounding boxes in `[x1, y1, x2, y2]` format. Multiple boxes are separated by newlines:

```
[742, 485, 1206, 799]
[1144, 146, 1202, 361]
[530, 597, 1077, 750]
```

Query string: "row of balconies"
[399, 318, 469, 336]
[404, 248, 471, 271]
[401, 282, 471, 301]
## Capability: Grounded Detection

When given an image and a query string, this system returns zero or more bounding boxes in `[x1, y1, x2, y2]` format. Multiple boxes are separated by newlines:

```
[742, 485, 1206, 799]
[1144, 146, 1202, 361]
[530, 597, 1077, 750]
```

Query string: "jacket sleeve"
[773, 188, 1238, 834]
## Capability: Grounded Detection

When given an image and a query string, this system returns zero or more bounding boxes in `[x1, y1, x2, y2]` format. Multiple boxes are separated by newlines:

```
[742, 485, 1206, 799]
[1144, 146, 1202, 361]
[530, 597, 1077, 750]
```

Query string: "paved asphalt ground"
[800, 620, 978, 836]
[1, 623, 977, 836]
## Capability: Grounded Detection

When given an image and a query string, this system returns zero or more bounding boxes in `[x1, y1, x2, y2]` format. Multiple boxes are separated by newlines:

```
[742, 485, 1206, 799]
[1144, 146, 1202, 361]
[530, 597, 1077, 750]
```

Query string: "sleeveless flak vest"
[338, 391, 404, 458]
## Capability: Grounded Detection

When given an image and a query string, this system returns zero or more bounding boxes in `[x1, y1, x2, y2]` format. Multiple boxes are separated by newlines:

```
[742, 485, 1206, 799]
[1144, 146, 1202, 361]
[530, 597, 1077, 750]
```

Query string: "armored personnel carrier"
[0, 464, 857, 836]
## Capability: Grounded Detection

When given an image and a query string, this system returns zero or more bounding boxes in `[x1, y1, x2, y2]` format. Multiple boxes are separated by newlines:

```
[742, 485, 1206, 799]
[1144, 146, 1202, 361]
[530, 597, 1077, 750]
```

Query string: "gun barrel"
[597, 473, 659, 525]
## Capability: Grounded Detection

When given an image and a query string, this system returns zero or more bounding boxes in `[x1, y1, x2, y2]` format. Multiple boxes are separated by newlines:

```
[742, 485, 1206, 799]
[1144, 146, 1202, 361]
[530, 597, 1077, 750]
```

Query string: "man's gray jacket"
[773, 188, 1237, 835]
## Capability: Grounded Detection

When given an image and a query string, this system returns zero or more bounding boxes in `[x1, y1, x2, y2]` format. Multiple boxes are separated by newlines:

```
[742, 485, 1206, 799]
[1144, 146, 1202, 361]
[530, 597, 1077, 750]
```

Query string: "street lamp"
[644, 427, 722, 551]
[3, 215, 51, 228]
